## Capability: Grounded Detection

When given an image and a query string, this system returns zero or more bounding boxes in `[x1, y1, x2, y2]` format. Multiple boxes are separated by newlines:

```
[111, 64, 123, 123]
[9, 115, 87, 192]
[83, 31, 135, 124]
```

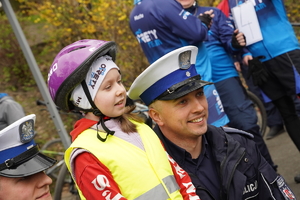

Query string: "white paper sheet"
[231, 1, 263, 46]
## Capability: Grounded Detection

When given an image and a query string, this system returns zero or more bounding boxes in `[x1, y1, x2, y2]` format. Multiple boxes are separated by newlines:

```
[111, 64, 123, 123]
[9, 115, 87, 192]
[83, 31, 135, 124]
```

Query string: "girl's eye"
[105, 85, 111, 90]
[118, 80, 122, 84]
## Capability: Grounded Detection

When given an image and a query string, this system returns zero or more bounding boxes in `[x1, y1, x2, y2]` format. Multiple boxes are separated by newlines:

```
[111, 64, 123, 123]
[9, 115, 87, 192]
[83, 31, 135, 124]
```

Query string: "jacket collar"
[154, 124, 247, 197]
[70, 118, 98, 141]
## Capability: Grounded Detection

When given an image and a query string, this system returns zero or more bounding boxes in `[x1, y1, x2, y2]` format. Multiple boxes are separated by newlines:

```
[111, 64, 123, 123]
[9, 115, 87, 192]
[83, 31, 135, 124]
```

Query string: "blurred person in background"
[217, 0, 300, 182]
[0, 93, 25, 130]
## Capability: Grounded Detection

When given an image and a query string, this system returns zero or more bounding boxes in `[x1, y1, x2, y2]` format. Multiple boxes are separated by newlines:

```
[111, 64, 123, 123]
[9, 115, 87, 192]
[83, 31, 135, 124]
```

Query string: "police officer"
[0, 114, 56, 200]
[128, 46, 296, 200]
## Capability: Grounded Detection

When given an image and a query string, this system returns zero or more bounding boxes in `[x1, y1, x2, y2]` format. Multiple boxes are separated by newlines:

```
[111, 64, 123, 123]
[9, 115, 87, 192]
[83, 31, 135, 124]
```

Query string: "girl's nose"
[116, 84, 126, 96]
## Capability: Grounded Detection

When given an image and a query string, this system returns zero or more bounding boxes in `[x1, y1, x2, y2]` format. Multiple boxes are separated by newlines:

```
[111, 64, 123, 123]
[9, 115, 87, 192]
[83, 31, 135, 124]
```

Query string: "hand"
[234, 61, 241, 72]
[247, 56, 269, 86]
[203, 9, 214, 18]
[198, 9, 214, 29]
[231, 29, 246, 49]
[242, 55, 253, 66]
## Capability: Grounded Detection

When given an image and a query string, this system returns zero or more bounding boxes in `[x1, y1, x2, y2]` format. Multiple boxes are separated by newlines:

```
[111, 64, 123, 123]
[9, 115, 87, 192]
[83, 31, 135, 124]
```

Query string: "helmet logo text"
[88, 64, 107, 89]
[48, 63, 58, 81]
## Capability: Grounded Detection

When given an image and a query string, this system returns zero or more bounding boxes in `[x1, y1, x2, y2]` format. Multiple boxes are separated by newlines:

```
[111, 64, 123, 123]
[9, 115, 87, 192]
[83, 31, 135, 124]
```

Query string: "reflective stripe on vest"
[65, 121, 183, 200]
[135, 175, 179, 200]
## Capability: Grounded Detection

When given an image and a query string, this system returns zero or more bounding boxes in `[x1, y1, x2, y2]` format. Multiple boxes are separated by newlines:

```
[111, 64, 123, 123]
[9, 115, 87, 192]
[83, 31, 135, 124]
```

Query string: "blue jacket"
[129, 0, 212, 82]
[154, 124, 295, 199]
[200, 6, 251, 82]
[227, 0, 300, 62]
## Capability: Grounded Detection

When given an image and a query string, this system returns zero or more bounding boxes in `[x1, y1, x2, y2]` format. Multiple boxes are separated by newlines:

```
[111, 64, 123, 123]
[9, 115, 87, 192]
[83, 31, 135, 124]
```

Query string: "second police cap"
[0, 114, 56, 177]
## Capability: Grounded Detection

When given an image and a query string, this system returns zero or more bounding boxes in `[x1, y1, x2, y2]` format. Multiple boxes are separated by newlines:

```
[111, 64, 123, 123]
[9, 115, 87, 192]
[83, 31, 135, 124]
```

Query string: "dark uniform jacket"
[154, 124, 295, 200]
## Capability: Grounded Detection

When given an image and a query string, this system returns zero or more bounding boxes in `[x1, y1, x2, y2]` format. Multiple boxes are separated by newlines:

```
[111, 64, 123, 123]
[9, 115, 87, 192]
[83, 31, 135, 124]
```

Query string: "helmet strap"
[96, 117, 115, 142]
[80, 81, 102, 116]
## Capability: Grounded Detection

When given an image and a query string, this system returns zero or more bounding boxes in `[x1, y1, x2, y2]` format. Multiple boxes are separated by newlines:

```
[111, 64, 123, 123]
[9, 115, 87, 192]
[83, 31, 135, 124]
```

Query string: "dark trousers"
[241, 59, 300, 127]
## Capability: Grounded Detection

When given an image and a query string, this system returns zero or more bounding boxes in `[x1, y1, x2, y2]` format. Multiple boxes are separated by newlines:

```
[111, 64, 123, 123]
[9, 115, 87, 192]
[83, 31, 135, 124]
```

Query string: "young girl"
[47, 39, 200, 200]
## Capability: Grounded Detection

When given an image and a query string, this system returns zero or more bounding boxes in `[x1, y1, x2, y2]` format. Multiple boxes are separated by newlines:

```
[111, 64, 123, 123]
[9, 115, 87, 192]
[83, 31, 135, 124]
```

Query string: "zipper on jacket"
[226, 151, 245, 200]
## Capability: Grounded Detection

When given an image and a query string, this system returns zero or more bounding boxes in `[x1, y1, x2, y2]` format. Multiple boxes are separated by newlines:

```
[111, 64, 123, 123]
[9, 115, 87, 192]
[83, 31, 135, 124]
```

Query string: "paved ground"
[264, 128, 300, 198]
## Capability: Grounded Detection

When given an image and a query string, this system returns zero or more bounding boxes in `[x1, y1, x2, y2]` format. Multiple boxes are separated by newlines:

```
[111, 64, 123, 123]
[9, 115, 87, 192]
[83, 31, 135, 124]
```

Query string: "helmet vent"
[68, 46, 87, 53]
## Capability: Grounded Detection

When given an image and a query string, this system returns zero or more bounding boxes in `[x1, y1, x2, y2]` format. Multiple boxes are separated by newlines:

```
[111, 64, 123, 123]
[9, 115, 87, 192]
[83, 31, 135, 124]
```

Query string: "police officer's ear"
[148, 103, 164, 126]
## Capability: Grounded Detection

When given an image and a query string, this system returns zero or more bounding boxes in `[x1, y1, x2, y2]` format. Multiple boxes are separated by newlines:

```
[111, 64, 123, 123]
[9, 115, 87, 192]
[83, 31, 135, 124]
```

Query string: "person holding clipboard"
[218, 0, 300, 183]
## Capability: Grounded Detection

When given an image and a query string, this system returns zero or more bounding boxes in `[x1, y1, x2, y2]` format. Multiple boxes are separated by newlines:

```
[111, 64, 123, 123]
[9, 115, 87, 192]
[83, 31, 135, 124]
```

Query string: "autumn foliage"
[15, 0, 149, 88]
[0, 0, 299, 89]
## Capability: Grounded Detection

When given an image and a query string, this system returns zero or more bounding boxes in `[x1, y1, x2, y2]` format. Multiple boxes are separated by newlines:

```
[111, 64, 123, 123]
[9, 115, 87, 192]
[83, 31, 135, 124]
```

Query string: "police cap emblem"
[19, 119, 35, 143]
[179, 50, 191, 69]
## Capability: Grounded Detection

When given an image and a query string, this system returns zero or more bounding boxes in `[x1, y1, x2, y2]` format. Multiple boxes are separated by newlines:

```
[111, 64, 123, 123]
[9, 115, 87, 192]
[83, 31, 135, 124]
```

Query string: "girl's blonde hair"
[118, 104, 146, 133]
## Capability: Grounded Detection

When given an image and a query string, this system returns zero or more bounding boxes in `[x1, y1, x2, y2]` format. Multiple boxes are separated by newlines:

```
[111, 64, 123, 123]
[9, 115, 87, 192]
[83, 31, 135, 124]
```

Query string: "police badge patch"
[179, 50, 191, 69]
[19, 119, 35, 143]
[277, 176, 296, 200]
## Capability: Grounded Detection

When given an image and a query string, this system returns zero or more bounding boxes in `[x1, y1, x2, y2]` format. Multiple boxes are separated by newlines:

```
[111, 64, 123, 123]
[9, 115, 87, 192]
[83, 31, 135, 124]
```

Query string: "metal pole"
[1, 0, 71, 148]
[291, 23, 300, 27]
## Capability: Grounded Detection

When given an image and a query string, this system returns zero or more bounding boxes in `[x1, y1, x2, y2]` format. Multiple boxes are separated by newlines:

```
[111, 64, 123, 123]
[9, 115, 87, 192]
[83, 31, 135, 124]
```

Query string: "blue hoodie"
[227, 0, 299, 62]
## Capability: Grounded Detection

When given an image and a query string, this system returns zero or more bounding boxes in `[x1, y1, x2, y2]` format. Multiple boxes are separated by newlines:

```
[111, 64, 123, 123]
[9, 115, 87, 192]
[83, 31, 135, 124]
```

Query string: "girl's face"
[94, 69, 127, 117]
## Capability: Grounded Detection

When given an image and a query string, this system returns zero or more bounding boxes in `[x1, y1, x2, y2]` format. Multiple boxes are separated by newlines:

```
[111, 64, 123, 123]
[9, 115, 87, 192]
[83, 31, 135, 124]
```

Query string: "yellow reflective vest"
[65, 121, 183, 200]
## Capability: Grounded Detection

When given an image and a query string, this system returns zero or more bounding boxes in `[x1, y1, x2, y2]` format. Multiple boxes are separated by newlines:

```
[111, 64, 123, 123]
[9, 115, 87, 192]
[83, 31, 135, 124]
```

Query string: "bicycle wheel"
[54, 163, 80, 200]
[247, 90, 267, 137]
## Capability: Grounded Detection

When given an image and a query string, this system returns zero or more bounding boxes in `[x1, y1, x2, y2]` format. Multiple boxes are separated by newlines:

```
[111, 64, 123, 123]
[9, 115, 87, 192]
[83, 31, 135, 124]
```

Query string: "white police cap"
[128, 46, 212, 105]
[0, 114, 56, 177]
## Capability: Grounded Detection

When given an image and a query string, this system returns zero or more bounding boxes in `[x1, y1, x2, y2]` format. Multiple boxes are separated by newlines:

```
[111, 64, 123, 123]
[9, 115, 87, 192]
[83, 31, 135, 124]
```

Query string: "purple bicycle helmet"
[47, 39, 117, 111]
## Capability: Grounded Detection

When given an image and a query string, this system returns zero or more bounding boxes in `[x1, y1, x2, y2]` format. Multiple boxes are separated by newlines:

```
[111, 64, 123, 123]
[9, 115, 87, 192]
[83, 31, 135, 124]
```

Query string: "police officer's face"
[0, 171, 53, 200]
[149, 88, 208, 140]
[177, 0, 195, 9]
